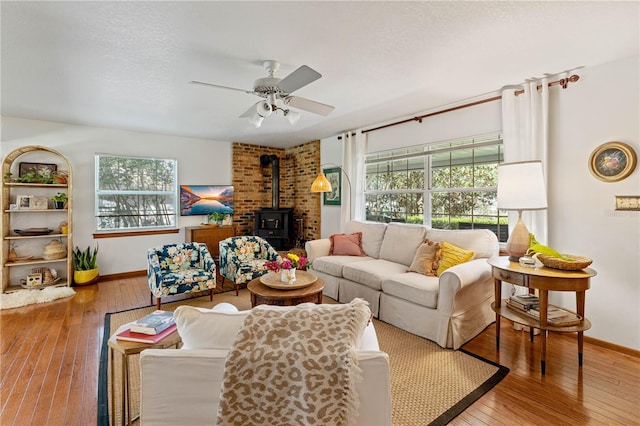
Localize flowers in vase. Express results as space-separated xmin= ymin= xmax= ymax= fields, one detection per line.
xmin=265 ymin=253 xmax=310 ymax=272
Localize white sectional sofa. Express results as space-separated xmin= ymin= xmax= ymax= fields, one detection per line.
xmin=305 ymin=221 xmax=499 ymax=349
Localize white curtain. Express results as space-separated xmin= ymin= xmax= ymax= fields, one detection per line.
xmin=341 ymin=130 xmax=367 ymax=231
xmin=501 ymin=77 xmax=549 ymax=244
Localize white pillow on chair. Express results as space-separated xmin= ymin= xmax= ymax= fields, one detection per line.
xmin=173 ymin=303 xmax=248 ymax=350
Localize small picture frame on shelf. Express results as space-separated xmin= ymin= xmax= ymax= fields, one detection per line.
xmin=16 ymin=195 xmax=33 ymax=209
xmin=9 ymin=203 xmax=18 ymax=210
xmin=31 ymin=196 xmax=49 ymax=210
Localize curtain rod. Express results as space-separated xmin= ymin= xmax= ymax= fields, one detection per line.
xmin=361 ymin=74 xmax=580 ymax=135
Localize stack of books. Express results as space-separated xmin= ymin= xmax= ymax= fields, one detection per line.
xmin=506 ymin=294 xmax=539 ymax=311
xmin=116 ymin=310 xmax=177 ymax=344
xmin=506 ymin=294 xmax=581 ymax=327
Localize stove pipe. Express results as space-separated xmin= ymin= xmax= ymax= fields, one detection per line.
xmin=260 ymin=154 xmax=279 ymax=210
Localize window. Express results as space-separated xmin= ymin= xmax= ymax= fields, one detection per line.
xmin=95 ymin=154 xmax=177 ymax=231
xmin=365 ymin=133 xmax=508 ymax=242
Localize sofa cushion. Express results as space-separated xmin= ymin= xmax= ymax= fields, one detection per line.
xmin=436 ymin=241 xmax=474 ymax=276
xmin=379 ymin=223 xmax=428 ymax=266
xmin=312 ymin=255 xmax=373 ymax=278
xmin=381 ymin=273 xmax=440 ymax=309
xmin=407 ymin=240 xmax=441 ymax=276
xmin=330 ymin=232 xmax=367 ymax=256
xmin=345 ymin=221 xmax=388 ymax=258
xmin=173 ymin=304 xmax=249 ymax=350
xmin=426 ymin=228 xmax=498 ymax=259
xmin=343 ymin=259 xmax=408 ymax=291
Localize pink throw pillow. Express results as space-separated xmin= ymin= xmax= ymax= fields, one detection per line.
xmin=329 ymin=232 xmax=366 ymax=256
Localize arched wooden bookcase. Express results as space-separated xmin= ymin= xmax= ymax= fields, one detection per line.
xmin=1 ymin=145 xmax=73 ymax=292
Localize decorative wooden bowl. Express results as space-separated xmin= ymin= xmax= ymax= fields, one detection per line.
xmin=537 ymin=254 xmax=592 ymax=271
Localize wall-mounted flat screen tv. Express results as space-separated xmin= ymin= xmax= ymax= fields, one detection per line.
xmin=180 ymin=185 xmax=234 ymax=216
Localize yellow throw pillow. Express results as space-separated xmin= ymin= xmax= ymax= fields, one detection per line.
xmin=407 ymin=240 xmax=441 ymax=276
xmin=436 ymin=241 xmax=474 ymax=276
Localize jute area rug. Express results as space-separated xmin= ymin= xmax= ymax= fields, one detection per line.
xmin=99 ymin=290 xmax=508 ymax=426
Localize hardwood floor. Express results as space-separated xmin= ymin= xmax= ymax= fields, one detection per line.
xmin=1 ymin=277 xmax=639 ymax=425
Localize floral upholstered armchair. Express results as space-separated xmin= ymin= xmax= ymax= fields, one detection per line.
xmin=218 ymin=236 xmax=282 ymax=295
xmin=147 ymin=242 xmax=216 ymax=309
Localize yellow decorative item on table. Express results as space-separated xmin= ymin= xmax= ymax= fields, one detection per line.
xmin=526 ymin=234 xmax=592 ymax=271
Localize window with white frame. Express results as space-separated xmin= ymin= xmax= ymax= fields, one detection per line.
xmin=95 ymin=154 xmax=177 ymax=231
xmin=365 ymin=133 xmax=508 ymax=242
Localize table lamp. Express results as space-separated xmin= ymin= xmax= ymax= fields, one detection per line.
xmin=497 ymin=161 xmax=548 ymax=261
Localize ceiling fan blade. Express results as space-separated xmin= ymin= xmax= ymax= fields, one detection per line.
xmin=285 ymin=96 xmax=335 ymax=116
xmin=278 ymin=65 xmax=322 ymax=94
xmin=189 ymin=80 xmax=254 ymax=95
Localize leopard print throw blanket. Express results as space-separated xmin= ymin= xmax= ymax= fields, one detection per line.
xmin=216 ymin=299 xmax=371 ymax=426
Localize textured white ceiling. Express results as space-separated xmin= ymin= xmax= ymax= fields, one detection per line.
xmin=1 ymin=1 xmax=638 ymax=148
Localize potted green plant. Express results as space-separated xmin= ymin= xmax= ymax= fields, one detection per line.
xmin=207 ymin=212 xmax=226 ymax=226
xmin=51 ymin=192 xmax=68 ymax=209
xmin=73 ymin=244 xmax=99 ymax=285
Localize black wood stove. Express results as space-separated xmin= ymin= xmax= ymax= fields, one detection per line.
xmin=254 ymin=154 xmax=293 ymax=250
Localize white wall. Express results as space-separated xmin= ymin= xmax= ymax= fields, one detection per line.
xmin=319 ymin=135 xmax=343 ymax=238
xmin=1 ymin=117 xmax=232 ymax=276
xmin=366 ymin=96 xmax=502 ymax=153
xmin=548 ymin=55 xmax=639 ymax=350
xmin=322 ymin=56 xmax=639 ymax=350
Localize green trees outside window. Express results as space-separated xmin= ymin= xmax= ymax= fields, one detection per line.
xmin=95 ymin=155 xmax=177 ymax=231
xmin=365 ymin=134 xmax=509 ymax=242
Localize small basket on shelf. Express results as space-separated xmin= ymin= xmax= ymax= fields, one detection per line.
xmin=536 ymin=254 xmax=592 ymax=271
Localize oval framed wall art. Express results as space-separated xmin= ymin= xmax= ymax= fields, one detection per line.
xmin=588 ymin=141 xmax=637 ymax=182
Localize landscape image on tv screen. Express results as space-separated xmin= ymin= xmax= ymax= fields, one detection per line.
xmin=180 ymin=185 xmax=234 ymax=216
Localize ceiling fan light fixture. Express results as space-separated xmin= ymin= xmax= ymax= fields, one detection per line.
xmin=244 ymin=101 xmax=272 ymax=128
xmin=256 ymin=101 xmax=272 ymax=118
xmin=196 ymin=60 xmax=335 ymax=127
xmin=284 ymin=109 xmax=301 ymax=125
xmin=248 ymin=113 xmax=264 ymax=128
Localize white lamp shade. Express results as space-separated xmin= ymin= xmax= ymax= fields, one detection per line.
xmin=497 ymin=161 xmax=548 ymax=211
xmin=285 ymin=110 xmax=301 ymax=125
xmin=248 ymin=113 xmax=264 ymax=128
xmin=257 ymin=101 xmax=272 ymax=117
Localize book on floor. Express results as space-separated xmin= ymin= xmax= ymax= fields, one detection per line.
xmin=129 ymin=310 xmax=175 ymax=335
xmin=116 ymin=323 xmax=178 ymax=344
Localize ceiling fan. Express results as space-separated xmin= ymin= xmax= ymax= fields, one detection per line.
xmin=190 ymin=60 xmax=335 ymax=127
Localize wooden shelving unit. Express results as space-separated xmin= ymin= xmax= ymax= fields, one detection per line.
xmin=1 ymin=146 xmax=73 ymax=293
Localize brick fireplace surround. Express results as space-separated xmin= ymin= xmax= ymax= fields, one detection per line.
xmin=232 ymin=141 xmax=322 ymax=248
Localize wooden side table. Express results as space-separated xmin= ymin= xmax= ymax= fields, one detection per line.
xmin=488 ymin=256 xmax=596 ymax=374
xmin=107 ymin=325 xmax=182 ymax=426
xmin=247 ymin=277 xmax=325 ymax=307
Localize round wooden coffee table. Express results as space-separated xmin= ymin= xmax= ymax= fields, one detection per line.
xmin=247 ymin=275 xmax=325 ymax=307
